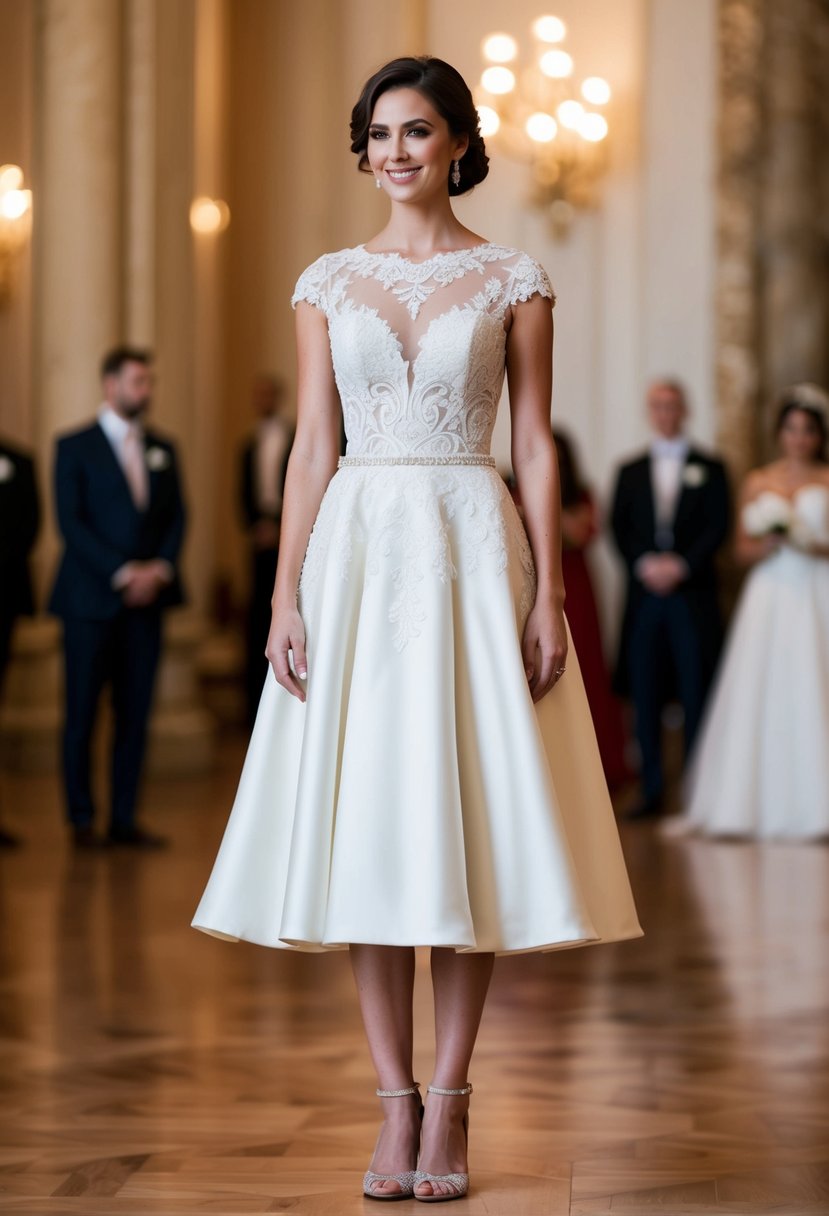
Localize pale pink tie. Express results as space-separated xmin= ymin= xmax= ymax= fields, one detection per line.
xmin=122 ymin=425 xmax=149 ymax=511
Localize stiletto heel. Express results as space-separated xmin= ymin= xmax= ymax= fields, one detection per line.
xmin=363 ymin=1082 xmax=424 ymax=1201
xmin=414 ymin=1083 xmax=472 ymax=1203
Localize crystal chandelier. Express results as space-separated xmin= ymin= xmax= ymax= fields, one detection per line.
xmin=476 ymin=16 xmax=611 ymax=236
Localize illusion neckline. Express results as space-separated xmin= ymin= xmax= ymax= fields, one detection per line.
xmin=355 ymin=241 xmax=496 ymax=266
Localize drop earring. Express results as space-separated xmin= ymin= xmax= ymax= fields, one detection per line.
xmin=375 ymin=176 xmax=382 ymax=189
xmin=451 ymin=159 xmax=461 ymax=187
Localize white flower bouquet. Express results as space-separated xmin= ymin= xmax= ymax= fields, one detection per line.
xmin=742 ymin=492 xmax=793 ymax=538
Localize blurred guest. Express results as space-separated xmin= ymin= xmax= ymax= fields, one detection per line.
xmin=672 ymin=384 xmax=829 ymax=839
xmin=554 ymin=430 xmax=630 ymax=789
xmin=0 ymin=439 xmax=39 ymax=847
xmin=50 ymin=347 xmax=186 ymax=848
xmin=611 ymin=380 xmax=729 ymax=819
xmin=240 ymin=375 xmax=294 ymax=726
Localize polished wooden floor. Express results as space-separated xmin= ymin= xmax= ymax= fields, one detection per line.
xmin=1 ymin=738 xmax=828 ymax=1216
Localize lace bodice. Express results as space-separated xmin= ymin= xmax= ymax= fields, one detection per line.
xmin=292 ymin=243 xmax=554 ymax=458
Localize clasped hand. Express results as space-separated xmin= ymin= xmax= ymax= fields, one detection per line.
xmin=638 ymin=552 xmax=688 ymax=596
xmin=121 ymin=561 xmax=168 ymax=608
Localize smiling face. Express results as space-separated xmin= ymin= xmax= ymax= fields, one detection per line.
xmin=777 ymin=406 xmax=826 ymax=462
xmin=366 ymin=87 xmax=468 ymax=202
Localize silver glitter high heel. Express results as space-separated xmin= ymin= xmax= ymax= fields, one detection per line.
xmin=363 ymin=1082 xmax=424 ymax=1201
xmin=414 ymin=1083 xmax=472 ymax=1203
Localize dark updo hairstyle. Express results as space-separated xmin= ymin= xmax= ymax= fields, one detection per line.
xmin=350 ymin=56 xmax=489 ymax=196
xmin=774 ymin=384 xmax=829 ymax=463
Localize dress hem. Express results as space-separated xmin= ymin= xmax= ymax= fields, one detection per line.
xmin=191 ymin=921 xmax=643 ymax=956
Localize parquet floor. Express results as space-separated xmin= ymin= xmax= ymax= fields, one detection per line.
xmin=1 ymin=738 xmax=828 ymax=1215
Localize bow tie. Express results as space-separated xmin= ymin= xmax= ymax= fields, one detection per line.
xmin=652 ymin=439 xmax=687 ymax=460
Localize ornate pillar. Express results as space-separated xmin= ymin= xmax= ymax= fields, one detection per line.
xmin=2 ymin=0 xmax=124 ymax=772
xmin=760 ymin=0 xmax=829 ymax=423
xmin=714 ymin=0 xmax=765 ymax=484
xmin=715 ymin=0 xmax=829 ymax=481
xmin=1 ymin=0 xmax=216 ymax=774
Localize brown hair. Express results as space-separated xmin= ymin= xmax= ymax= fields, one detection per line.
xmin=350 ymin=57 xmax=489 ymax=196
xmin=775 ymin=398 xmax=829 ymax=463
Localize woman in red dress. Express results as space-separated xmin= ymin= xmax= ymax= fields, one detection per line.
xmin=554 ymin=431 xmax=631 ymax=790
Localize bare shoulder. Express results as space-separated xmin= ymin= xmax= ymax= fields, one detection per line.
xmin=741 ymin=463 xmax=777 ymax=498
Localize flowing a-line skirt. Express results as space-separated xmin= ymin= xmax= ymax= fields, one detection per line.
xmin=680 ymin=554 xmax=829 ymax=840
xmin=193 ymin=465 xmax=642 ymax=953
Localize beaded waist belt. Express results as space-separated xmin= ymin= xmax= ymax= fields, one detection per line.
xmin=338 ymin=454 xmax=496 ymax=468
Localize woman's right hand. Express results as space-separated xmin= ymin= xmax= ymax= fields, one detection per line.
xmin=265 ymin=604 xmax=308 ymax=702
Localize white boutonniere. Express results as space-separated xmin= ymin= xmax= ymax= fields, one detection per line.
xmin=683 ymin=463 xmax=707 ymax=488
xmin=146 ymin=446 xmax=171 ymax=471
xmin=0 ymin=455 xmax=15 ymax=482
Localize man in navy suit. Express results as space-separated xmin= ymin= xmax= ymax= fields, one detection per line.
xmin=0 ymin=439 xmax=40 ymax=847
xmin=50 ymin=347 xmax=186 ymax=847
xmin=611 ymin=380 xmax=730 ymax=819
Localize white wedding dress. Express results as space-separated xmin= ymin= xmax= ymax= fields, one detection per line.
xmin=680 ymin=484 xmax=829 ymax=839
xmin=192 ymin=243 xmax=641 ymax=953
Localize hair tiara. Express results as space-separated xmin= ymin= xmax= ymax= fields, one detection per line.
xmin=782 ymin=382 xmax=829 ymax=419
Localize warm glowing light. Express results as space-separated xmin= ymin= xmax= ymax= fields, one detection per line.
xmin=557 ymin=99 xmax=585 ymax=129
xmin=532 ymin=15 xmax=566 ymax=43
xmin=525 ymin=112 xmax=558 ymax=143
xmin=578 ymin=112 xmax=608 ymax=141
xmin=581 ymin=76 xmax=611 ymax=105
xmin=189 ymin=196 xmax=230 ymax=234
xmin=0 ymin=189 xmax=32 ymax=221
xmin=481 ymin=66 xmax=516 ymax=95
xmin=477 ymin=105 xmax=501 ymax=137
xmin=539 ymin=49 xmax=573 ymax=78
xmin=482 ymin=32 xmax=518 ymax=63
xmin=0 ymin=164 xmax=24 ymax=192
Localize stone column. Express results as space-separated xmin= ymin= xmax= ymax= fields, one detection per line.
xmin=1 ymin=0 xmax=216 ymax=774
xmin=714 ymin=0 xmax=765 ymax=484
xmin=2 ymin=0 xmax=124 ymax=771
xmin=760 ymin=0 xmax=829 ymax=424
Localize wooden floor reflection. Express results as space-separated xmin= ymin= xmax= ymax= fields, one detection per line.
xmin=1 ymin=739 xmax=828 ymax=1215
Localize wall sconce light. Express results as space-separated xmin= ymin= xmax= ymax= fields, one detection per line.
xmin=189 ymin=196 xmax=231 ymax=235
xmin=477 ymin=17 xmax=612 ymax=236
xmin=0 ymin=164 xmax=33 ymax=308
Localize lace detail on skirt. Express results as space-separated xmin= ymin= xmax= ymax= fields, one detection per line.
xmin=299 ymin=467 xmax=536 ymax=653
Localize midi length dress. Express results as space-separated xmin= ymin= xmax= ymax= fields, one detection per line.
xmin=192 ymin=243 xmax=642 ymax=953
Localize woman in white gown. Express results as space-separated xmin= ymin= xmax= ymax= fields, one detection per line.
xmin=193 ymin=57 xmax=640 ymax=1202
xmin=678 ymin=384 xmax=829 ymax=840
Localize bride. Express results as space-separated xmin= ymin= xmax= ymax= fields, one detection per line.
xmin=675 ymin=383 xmax=829 ymax=840
xmin=193 ymin=56 xmax=640 ymax=1202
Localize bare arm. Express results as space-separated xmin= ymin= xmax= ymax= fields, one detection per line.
xmin=734 ymin=471 xmax=783 ymax=568
xmin=265 ymin=302 xmax=341 ymax=701
xmin=506 ymin=295 xmax=567 ymax=702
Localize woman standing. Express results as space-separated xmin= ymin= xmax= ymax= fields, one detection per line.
xmin=554 ymin=430 xmax=631 ymax=789
xmin=675 ymin=384 xmax=829 ymax=840
xmin=193 ymin=57 xmax=640 ymax=1202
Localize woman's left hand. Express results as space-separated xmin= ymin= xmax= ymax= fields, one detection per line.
xmin=521 ymin=597 xmax=568 ymax=702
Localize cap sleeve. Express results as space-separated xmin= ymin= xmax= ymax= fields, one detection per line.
xmin=507 ymin=253 xmax=556 ymax=309
xmin=291 ymin=254 xmax=329 ymax=315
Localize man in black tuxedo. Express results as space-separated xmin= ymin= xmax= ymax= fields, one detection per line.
xmin=0 ymin=439 xmax=40 ymax=847
xmin=239 ymin=375 xmax=293 ymax=726
xmin=50 ymin=347 xmax=186 ymax=847
xmin=611 ymin=380 xmax=729 ymax=819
